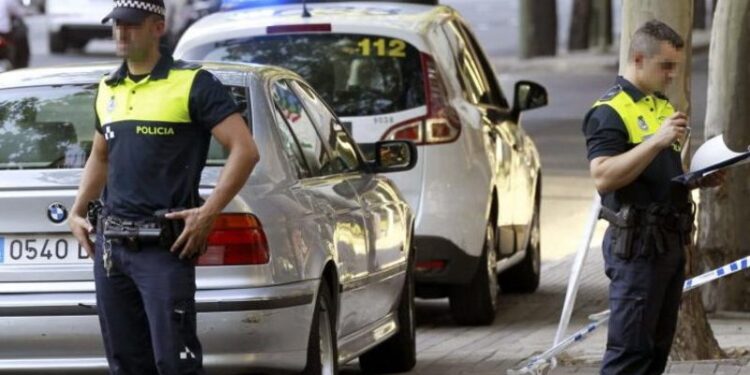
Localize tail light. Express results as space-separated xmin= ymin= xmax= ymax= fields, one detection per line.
xmin=197 ymin=213 xmax=270 ymax=266
xmin=416 ymin=260 xmax=446 ymax=272
xmin=383 ymin=119 xmax=423 ymax=143
xmin=381 ymin=53 xmax=461 ymax=145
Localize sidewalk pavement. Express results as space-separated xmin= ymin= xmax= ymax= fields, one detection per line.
xmin=492 ymin=29 xmax=711 ymax=74
xmin=540 ymin=235 xmax=750 ymax=375
xmin=387 ymin=234 xmax=750 ymax=375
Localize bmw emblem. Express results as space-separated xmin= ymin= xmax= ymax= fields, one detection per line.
xmin=47 ymin=202 xmax=68 ymax=224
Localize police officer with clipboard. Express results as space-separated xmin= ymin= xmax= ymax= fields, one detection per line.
xmin=582 ymin=20 xmax=724 ymax=375
xmin=68 ymin=0 xmax=260 ymax=373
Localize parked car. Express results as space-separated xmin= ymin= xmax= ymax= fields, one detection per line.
xmin=164 ymin=0 xmax=222 ymax=51
xmin=21 ymin=0 xmax=45 ymax=13
xmin=0 ymin=61 xmax=417 ymax=374
xmin=174 ymin=0 xmax=547 ymax=325
xmin=45 ymin=0 xmax=112 ymax=53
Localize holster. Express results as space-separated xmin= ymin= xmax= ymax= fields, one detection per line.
xmin=87 ymin=200 xmax=103 ymax=232
xmin=154 ymin=208 xmax=186 ymax=249
xmin=600 ymin=205 xmax=637 ymax=260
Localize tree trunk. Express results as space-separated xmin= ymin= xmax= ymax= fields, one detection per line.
xmin=698 ymin=0 xmax=750 ymax=314
xmin=671 ymin=271 xmax=725 ymax=360
xmin=619 ymin=0 xmax=725 ymax=360
xmin=589 ymin=0 xmax=613 ymax=52
xmin=519 ymin=0 xmax=557 ymax=58
xmin=694 ymin=0 xmax=707 ymax=29
xmin=568 ymin=0 xmax=591 ymax=51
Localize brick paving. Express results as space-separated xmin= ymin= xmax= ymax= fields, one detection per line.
xmin=341 ymin=241 xmax=750 ymax=375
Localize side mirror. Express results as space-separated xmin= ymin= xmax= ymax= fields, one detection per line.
xmin=371 ymin=141 xmax=418 ymax=173
xmin=513 ymin=80 xmax=548 ymax=114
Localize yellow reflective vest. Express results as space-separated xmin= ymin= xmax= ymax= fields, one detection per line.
xmin=592 ymin=85 xmax=679 ymax=150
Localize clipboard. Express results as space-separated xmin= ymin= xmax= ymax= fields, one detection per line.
xmin=672 ymin=133 xmax=750 ymax=185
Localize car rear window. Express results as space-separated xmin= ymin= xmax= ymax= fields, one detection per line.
xmin=185 ymin=33 xmax=426 ymax=117
xmin=0 ymin=85 xmax=96 ymax=170
xmin=0 ymin=84 xmax=244 ymax=170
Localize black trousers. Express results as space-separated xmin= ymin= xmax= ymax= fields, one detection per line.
xmin=600 ymin=227 xmax=685 ymax=375
xmin=94 ymin=232 xmax=205 ymax=375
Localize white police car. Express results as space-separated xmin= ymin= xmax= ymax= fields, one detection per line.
xmin=175 ymin=0 xmax=547 ymax=325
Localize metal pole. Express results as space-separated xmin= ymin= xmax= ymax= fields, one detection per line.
xmin=552 ymin=193 xmax=601 ymax=345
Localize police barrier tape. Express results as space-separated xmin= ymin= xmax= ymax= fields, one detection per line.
xmin=507 ymin=255 xmax=750 ymax=375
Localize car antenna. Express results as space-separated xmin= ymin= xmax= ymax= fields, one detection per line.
xmin=302 ymin=0 xmax=312 ymax=18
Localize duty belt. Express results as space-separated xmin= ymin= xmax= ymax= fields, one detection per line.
xmin=92 ymin=204 xmax=186 ymax=277
xmin=600 ymin=203 xmax=693 ymax=231
xmin=99 ymin=215 xmax=163 ymax=277
xmin=102 ymin=215 xmax=162 ymax=245
xmin=599 ymin=203 xmax=695 ymax=259
xmin=99 ymin=207 xmax=185 ymax=250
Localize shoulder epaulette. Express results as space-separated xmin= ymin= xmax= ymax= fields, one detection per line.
xmin=172 ymin=60 xmax=202 ymax=70
xmin=598 ymin=84 xmax=622 ymax=102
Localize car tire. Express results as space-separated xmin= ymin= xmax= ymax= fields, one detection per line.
xmin=48 ymin=32 xmax=66 ymax=54
xmin=499 ymin=193 xmax=541 ymax=293
xmin=359 ymin=249 xmax=416 ymax=373
xmin=302 ymin=282 xmax=339 ymax=375
xmin=449 ymin=221 xmax=498 ymax=326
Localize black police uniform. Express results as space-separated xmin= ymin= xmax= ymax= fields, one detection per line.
xmin=583 ymin=76 xmax=691 ymax=375
xmin=93 ymin=54 xmax=239 ymax=375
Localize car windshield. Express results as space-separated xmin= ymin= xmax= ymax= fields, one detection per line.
xmin=186 ymin=33 xmax=426 ymax=117
xmin=0 ymin=84 xmax=239 ymax=170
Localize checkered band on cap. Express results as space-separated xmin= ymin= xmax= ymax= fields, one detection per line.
xmin=114 ymin=0 xmax=166 ymax=16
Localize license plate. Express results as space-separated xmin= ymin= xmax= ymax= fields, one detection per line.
xmin=0 ymin=235 xmax=91 ymax=265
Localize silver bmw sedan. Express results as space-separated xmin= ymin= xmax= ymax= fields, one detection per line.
xmin=0 ymin=62 xmax=417 ymax=374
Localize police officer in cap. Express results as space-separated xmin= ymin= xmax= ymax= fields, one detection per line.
xmin=583 ymin=20 xmax=725 ymax=374
xmin=68 ymin=0 xmax=260 ymax=373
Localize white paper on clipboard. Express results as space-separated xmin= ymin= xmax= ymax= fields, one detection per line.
xmin=672 ymin=134 xmax=750 ymax=185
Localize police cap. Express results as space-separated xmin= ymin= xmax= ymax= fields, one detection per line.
xmin=102 ymin=0 xmax=166 ymax=24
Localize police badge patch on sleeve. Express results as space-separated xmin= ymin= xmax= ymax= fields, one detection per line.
xmin=108 ymin=96 xmax=116 ymax=113
xmin=637 ymin=116 xmax=649 ymax=131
